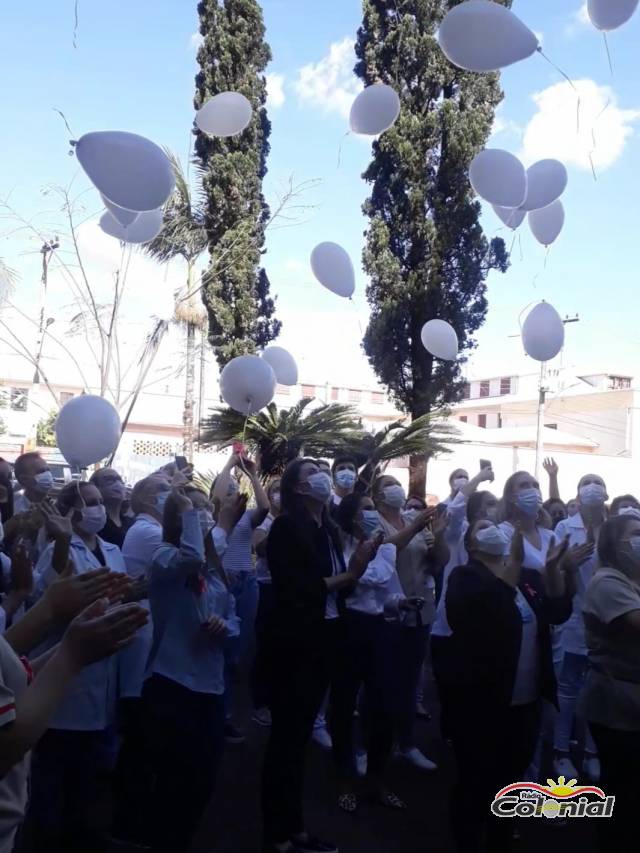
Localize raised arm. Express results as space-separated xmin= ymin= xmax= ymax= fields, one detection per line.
xmin=543 ymin=457 xmax=561 ymax=501
xmin=149 ymin=491 xmax=204 ymax=584
xmin=461 ymin=466 xmax=495 ymax=499
xmin=385 ymin=508 xmax=437 ymax=553
xmin=237 ymin=457 xmax=269 ymax=527
xmin=212 ymin=454 xmax=240 ymax=504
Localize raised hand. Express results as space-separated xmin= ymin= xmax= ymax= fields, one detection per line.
xmin=561 ymin=541 xmax=595 ymax=574
xmin=543 ymin=457 xmax=559 ymax=478
xmin=172 ymin=487 xmax=193 ymax=514
xmin=545 ymin=536 xmax=571 ymax=574
xmin=202 ymin=616 xmax=228 ymax=639
xmin=509 ymin=524 xmax=525 ymax=568
xmin=410 ymin=507 xmax=437 ymax=533
xmin=44 ymin=567 xmax=132 ymax=624
xmin=61 ymin=599 xmax=149 ymax=668
xmin=39 ymin=500 xmax=73 ymax=540
xmin=237 ymin=456 xmax=257 ymax=478
xmin=348 ymin=531 xmax=384 ymax=580
xmin=218 ymin=493 xmax=247 ymax=532
xmin=9 ymin=541 xmax=34 ymax=596
xmin=478 ymin=466 xmax=495 ymax=484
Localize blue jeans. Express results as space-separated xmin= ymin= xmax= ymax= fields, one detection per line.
xmin=224 ymin=571 xmax=259 ymax=717
xmin=554 ymin=651 xmax=596 ymax=754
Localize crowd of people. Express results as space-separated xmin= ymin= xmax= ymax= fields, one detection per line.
xmin=0 ymin=448 xmax=638 ymax=853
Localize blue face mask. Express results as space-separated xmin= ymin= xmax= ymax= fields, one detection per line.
xmin=516 ymin=488 xmax=542 ymax=517
xmin=155 ymin=491 xmax=170 ymax=514
xmin=335 ymin=470 xmax=356 ymax=490
xmin=360 ymin=509 xmax=381 ymax=537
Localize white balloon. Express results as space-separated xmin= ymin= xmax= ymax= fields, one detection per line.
xmin=438 ymin=0 xmax=539 ymax=72
xmin=101 ymin=194 xmax=139 ymax=227
xmin=75 ymin=131 xmax=175 ymax=212
xmin=261 ymin=346 xmax=298 ymax=386
xmin=521 ymin=302 xmax=565 ymax=362
xmin=420 ymin=320 xmax=459 ymax=362
xmin=220 ymin=355 xmax=277 ymax=415
xmin=349 ymin=84 xmax=401 ymax=135
xmin=588 ymin=0 xmax=639 ymax=30
xmin=528 ymin=200 xmax=565 ymax=247
xmin=55 ymin=395 xmax=122 ymax=468
xmin=492 ymin=204 xmax=526 ymax=230
xmin=310 ymin=243 xmax=355 ymax=298
xmin=196 ymin=92 xmax=253 ymax=137
xmin=520 ymin=160 xmax=568 ymax=212
xmin=99 ymin=209 xmax=164 ymax=244
xmin=470 ymin=149 xmax=527 ymax=208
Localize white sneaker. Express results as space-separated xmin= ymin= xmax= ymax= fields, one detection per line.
xmin=583 ymin=754 xmax=601 ymax=782
xmin=398 ymin=747 xmax=437 ymax=771
xmin=312 ymin=726 xmax=333 ymax=750
xmin=355 ymin=750 xmax=368 ymax=777
xmin=553 ymin=755 xmax=579 ymax=782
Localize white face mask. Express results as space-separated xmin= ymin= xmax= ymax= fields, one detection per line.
xmin=304 ymin=472 xmax=333 ymax=503
xmin=360 ymin=509 xmax=381 ymax=537
xmin=579 ymin=483 xmax=607 ymax=507
xmin=34 ymin=471 xmax=54 ymax=491
xmin=335 ymin=470 xmax=356 ymax=490
xmin=453 ymin=477 xmax=469 ymax=492
xmin=618 ymin=506 xmax=640 ymax=520
xmin=101 ymin=481 xmax=127 ymax=502
xmin=77 ymin=505 xmax=107 ymax=535
xmin=516 ymin=488 xmax=542 ymax=517
xmin=382 ymin=485 xmax=406 ymax=508
xmin=474 ymin=525 xmax=510 ymax=556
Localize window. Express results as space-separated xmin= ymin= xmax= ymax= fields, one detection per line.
xmin=609 ymin=376 xmax=631 ymax=390
xmin=10 ymin=388 xmax=28 ymax=412
xmin=276 ymin=384 xmax=290 ymax=395
xmin=59 ymin=391 xmax=74 ymax=405
xmin=459 ymin=415 xmax=467 ymax=423
xmin=500 ymin=377 xmax=512 ymax=396
xmin=478 ymin=414 xmax=487 ymax=429
xmin=331 ymin=387 xmax=339 ymax=401
xmin=479 ymin=381 xmax=490 ymax=398
xmin=301 ymin=384 xmax=314 ymax=399
xmin=462 ymin=383 xmax=470 ymax=400
xmin=372 ymin=391 xmax=384 ymax=405
xmin=348 ymin=389 xmax=362 ymax=403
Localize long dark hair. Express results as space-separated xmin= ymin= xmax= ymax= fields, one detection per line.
xmin=280 ymin=457 xmax=344 ymax=561
xmin=336 ymin=493 xmax=366 ymax=537
xmin=598 ymin=515 xmax=637 ymax=570
xmin=162 ymin=486 xmax=206 ymax=548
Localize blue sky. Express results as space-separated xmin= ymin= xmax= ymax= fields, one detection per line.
xmin=1 ymin=0 xmax=639 ymax=389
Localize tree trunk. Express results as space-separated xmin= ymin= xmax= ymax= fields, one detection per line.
xmin=409 ymin=452 xmax=428 ymax=497
xmin=183 ymin=321 xmax=196 ymax=461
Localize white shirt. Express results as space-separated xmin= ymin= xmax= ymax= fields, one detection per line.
xmin=34 ymin=535 xmax=128 ymax=730
xmin=498 ymin=522 xmax=555 ymax=573
xmin=343 ymin=540 xmax=404 ymax=617
xmin=511 ymin=589 xmax=540 ymax=706
xmin=12 ymin=493 xmax=31 ymax=515
xmin=554 ymin=513 xmax=599 ymax=656
xmin=121 ymin=514 xmax=162 ymax=698
xmin=432 ymin=493 xmax=468 ymax=638
xmin=0 ymin=635 xmax=29 ymax=853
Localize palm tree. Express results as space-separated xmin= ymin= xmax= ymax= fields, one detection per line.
xmin=145 ymin=153 xmax=209 ymax=460
xmin=200 ymin=399 xmax=364 ymax=478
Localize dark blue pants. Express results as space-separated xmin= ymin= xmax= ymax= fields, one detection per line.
xmin=28 ymin=727 xmax=116 ymax=853
xmin=251 ymin=581 xmax=276 ymax=710
xmin=143 ymin=674 xmax=225 ymax=853
xmin=388 ymin=623 xmax=428 ymax=750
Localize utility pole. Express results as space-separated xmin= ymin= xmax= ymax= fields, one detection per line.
xmin=533 ymin=314 xmax=580 ymax=479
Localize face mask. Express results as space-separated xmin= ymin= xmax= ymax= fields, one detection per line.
xmin=579 ymin=483 xmax=606 ymax=507
xmin=475 ymin=526 xmax=510 ymax=556
xmin=620 ymin=537 xmax=640 ymax=571
xmin=34 ymin=471 xmax=53 ymax=491
xmin=304 ymin=472 xmax=333 ymax=503
xmin=101 ymin=482 xmax=126 ymax=502
xmin=618 ymin=506 xmax=640 ymax=520
xmin=403 ymin=508 xmax=420 ymax=522
xmin=516 ymin=488 xmax=542 ymax=517
xmin=154 ymin=491 xmax=170 ymax=514
xmin=360 ymin=509 xmax=381 ymax=537
xmin=335 ymin=470 xmax=356 ymax=490
xmin=453 ymin=477 xmax=469 ymax=491
xmin=198 ymin=510 xmax=214 ymax=536
xmin=77 ymin=505 xmax=107 ymax=535
xmin=382 ymin=485 xmax=406 ymax=508
xmin=271 ymin=492 xmax=281 ymax=510
xmin=485 ymin=506 xmax=499 ymax=523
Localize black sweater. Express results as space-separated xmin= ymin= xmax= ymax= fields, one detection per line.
xmin=444 ymin=559 xmax=572 ymax=709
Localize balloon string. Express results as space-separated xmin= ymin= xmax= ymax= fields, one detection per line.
xmin=349 ymin=296 xmax=365 ymax=338
xmin=537 ymin=48 xmax=581 ymax=135
xmin=603 ymin=33 xmax=613 ymax=76
xmin=544 ymin=246 xmax=550 ymax=270
xmin=73 ymin=0 xmax=80 ymax=49
xmin=53 ymin=108 xmax=76 ymax=140
xmin=336 ymin=131 xmax=350 ymax=169
xmin=508 ymin=231 xmax=517 ymax=258
xmin=518 ymin=232 xmax=523 ymax=263
xmin=587 ymin=99 xmax=611 ymax=182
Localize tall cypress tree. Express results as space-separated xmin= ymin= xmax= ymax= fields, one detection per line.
xmin=194 ymin=0 xmax=281 ymax=368
xmin=356 ymin=0 xmax=509 ymax=493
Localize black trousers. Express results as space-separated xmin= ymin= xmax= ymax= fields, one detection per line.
xmin=431 ymin=635 xmax=454 ymax=739
xmin=143 ymin=674 xmax=225 ymax=853
xmin=590 ymin=722 xmax=640 ymax=852
xmin=328 ymin=610 xmax=393 ymax=781
xmin=261 ymin=621 xmax=337 ymax=844
xmin=112 ymin=697 xmax=155 ymax=845
xmin=448 ymin=696 xmax=541 ymax=853
xmin=251 ymin=582 xmax=276 ymax=710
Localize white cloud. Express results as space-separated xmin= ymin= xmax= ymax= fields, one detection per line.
xmin=520 ymin=79 xmax=640 ymax=172
xmin=188 ymin=31 xmax=203 ymax=51
xmin=294 ymin=38 xmax=361 ymax=118
xmin=491 ymin=105 xmax=522 ymax=140
xmin=266 ymin=73 xmax=286 ymax=109
xmin=565 ymin=2 xmax=591 ymax=36
xmin=578 ymin=2 xmax=590 ymax=25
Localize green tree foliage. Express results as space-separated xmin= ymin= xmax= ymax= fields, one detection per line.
xmin=356 ymin=0 xmax=510 ymax=491
xmin=194 ymin=0 xmax=281 ymax=369
xmin=36 ymin=411 xmax=57 ymax=447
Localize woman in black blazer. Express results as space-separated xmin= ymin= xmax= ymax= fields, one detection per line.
xmin=444 ymin=519 xmax=585 ymax=853
xmin=261 ymin=457 xmax=377 ymax=853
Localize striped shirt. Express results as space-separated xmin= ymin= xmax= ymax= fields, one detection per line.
xmin=221 ymin=510 xmax=255 ymax=575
